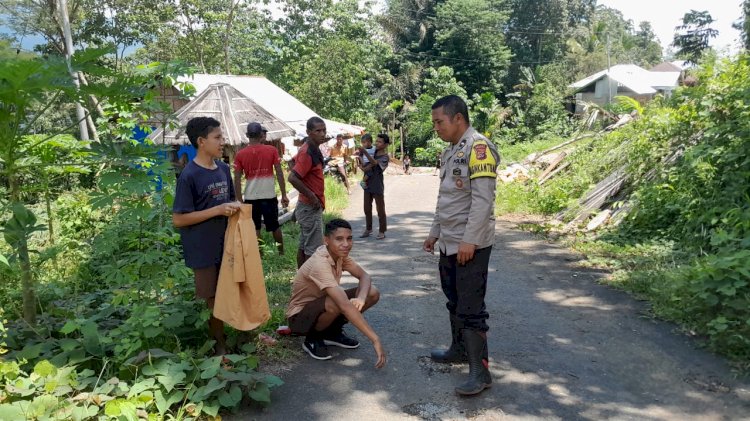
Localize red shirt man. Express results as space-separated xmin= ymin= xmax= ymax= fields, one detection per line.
xmin=294 ymin=141 xmax=325 ymax=209
xmin=233 ymin=122 xmax=289 ymax=255
xmin=289 ymin=117 xmax=328 ymax=268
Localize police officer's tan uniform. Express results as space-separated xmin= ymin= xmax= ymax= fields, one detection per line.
xmin=429 ymin=127 xmax=500 ymax=256
xmin=428 ymin=125 xmax=500 ymax=395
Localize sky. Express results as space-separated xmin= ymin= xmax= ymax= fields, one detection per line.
xmin=3 ymin=0 xmax=745 ymax=53
xmin=598 ymin=0 xmax=743 ymax=53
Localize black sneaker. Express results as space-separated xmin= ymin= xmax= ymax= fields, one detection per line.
xmin=324 ymin=331 xmax=360 ymax=349
xmin=302 ymin=339 xmax=332 ymax=360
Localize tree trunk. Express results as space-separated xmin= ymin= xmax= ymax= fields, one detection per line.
xmin=85 ymin=110 xmax=99 ymax=141
xmin=57 ymin=0 xmax=89 ymax=141
xmin=19 ymin=236 xmax=36 ymax=324
xmin=224 ymin=0 xmax=240 ymax=74
xmin=9 ymin=175 xmax=36 ymax=324
xmin=78 ymin=72 xmax=105 ymax=115
xmin=44 ymin=178 xmax=55 ymax=244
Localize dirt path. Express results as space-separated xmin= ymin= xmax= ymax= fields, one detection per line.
xmin=238 ymin=173 xmax=750 ymax=420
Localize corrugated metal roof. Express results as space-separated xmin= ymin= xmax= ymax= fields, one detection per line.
xmin=570 ymin=64 xmax=680 ymax=95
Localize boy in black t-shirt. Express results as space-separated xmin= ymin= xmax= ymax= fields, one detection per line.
xmin=172 ymin=117 xmax=241 ymax=355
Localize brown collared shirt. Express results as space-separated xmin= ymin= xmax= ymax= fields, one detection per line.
xmin=286 ymin=245 xmax=361 ymax=318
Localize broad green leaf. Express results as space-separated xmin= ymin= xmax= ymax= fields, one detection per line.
xmin=33 ymin=360 xmax=57 ymax=377
xmin=202 ymin=377 xmax=227 ymax=395
xmin=218 ymin=385 xmax=242 ymax=408
xmin=80 ymin=321 xmax=103 ymax=356
xmin=264 ymin=374 xmax=284 ymax=388
xmin=202 ymin=400 xmax=221 ymax=417
xmin=0 ymin=403 xmax=25 ymax=420
xmin=248 ymin=382 xmax=271 ymax=403
xmin=60 ymin=320 xmax=80 ymax=334
xmin=69 ymin=404 xmax=99 ymax=421
xmin=162 ymin=312 xmax=185 ymax=328
xmin=127 ymin=378 xmax=155 ymax=398
xmin=156 ymin=368 xmax=186 ymax=393
xmin=28 ymin=394 xmax=59 ymax=418
xmin=198 ymin=357 xmax=221 ymax=379
xmin=104 ymin=398 xmax=139 ymax=421
xmin=221 ymin=354 xmax=248 ymax=363
xmin=143 ymin=326 xmax=163 ymax=338
xmin=17 ymin=343 xmax=43 ymax=360
xmin=58 ymin=338 xmax=81 ymax=352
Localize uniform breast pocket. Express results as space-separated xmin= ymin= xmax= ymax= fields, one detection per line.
xmin=452 ymin=166 xmax=469 ymax=190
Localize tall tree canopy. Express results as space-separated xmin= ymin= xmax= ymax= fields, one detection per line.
xmin=432 ymin=0 xmax=511 ymax=95
xmin=673 ymin=10 xmax=718 ymax=64
xmin=564 ymin=6 xmax=663 ymax=79
xmin=734 ymin=0 xmax=750 ymax=50
xmin=504 ymin=0 xmax=596 ymax=88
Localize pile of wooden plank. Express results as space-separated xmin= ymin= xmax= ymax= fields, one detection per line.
xmin=497 ymin=113 xmax=649 ymax=232
xmin=557 ymin=165 xmax=629 ymax=232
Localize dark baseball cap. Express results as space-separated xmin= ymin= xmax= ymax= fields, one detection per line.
xmin=246 ymin=122 xmax=263 ymax=136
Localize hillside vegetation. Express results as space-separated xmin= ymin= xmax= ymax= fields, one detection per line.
xmin=497 ymin=55 xmax=750 ymax=367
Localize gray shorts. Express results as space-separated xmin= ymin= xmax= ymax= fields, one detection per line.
xmin=296 ymin=202 xmax=323 ymax=256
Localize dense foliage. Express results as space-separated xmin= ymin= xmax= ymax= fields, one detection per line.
xmin=673 ymin=10 xmax=719 ymax=64
xmin=2 ymin=0 xmax=677 ymax=159
xmin=0 ymin=191 xmax=287 ymax=418
xmin=0 ymin=51 xmax=290 ymax=418
xmin=496 ymin=56 xmax=750 ymax=365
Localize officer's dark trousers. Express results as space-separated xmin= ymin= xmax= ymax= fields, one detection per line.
xmin=439 ymin=246 xmax=492 ymax=332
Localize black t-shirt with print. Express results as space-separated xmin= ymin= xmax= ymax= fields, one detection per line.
xmin=173 ymin=160 xmax=235 ymax=269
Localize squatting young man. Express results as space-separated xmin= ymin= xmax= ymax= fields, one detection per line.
xmin=286 ymin=218 xmax=386 ymax=368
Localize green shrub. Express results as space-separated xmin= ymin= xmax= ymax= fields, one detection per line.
xmin=499 ymin=55 xmax=750 ymax=364
xmin=0 ymin=351 xmax=282 ymax=420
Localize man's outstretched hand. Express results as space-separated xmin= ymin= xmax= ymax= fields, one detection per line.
xmin=372 ymin=338 xmax=387 ymax=369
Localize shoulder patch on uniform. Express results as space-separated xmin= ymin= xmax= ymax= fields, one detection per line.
xmin=469 ymin=139 xmax=497 ymax=179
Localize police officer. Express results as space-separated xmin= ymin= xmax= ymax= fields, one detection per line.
xmin=423 ymin=95 xmax=500 ymax=396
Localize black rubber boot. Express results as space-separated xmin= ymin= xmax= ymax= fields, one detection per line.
xmin=455 ymin=329 xmax=492 ymax=396
xmin=430 ymin=315 xmax=468 ymax=363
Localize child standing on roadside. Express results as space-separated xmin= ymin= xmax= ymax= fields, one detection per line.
xmin=356 ymin=134 xmax=376 ymax=189
xmin=172 ymin=116 xmax=242 ymax=356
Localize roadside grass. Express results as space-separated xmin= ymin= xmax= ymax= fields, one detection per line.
xmin=494 ymin=136 xmax=582 ymax=216
xmin=557 ymin=233 xmax=750 ymax=369
xmin=255 ymin=175 xmax=349 ymax=362
xmin=495 ymin=181 xmax=539 ymax=215
xmin=498 ymin=136 xmax=567 ymax=163
xmin=566 ymin=234 xmax=686 ymax=301
xmin=493 ymin=135 xmax=740 ymax=365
